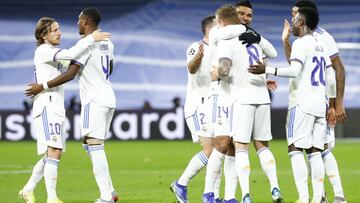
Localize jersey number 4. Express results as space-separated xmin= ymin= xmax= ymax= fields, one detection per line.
xmin=311 ymin=56 xmax=326 ymax=86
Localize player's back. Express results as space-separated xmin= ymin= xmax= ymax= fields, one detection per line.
xmin=313 ymin=27 xmax=339 ymax=58
xmin=33 ymin=44 xmax=65 ymax=117
xmin=217 ymin=38 xmax=270 ymax=104
xmin=291 ymin=35 xmax=331 ymax=117
xmin=77 ymin=40 xmax=116 ymax=108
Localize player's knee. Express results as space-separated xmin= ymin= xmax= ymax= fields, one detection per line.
xmin=254 ymin=140 xmax=269 ymax=151
xmin=86 ymin=137 xmax=104 ymax=145
xmin=288 ymin=144 xmax=301 ymax=153
xmin=216 ymin=140 xmax=231 ymax=154
xmin=47 ymin=147 xmax=62 ymax=159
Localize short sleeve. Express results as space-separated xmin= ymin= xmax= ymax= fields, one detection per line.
xmin=217 ymin=39 xmax=233 ymax=60
xmin=325 ymin=54 xmax=332 ymax=69
xmin=71 ymin=50 xmax=91 ymax=67
xmin=186 ymin=42 xmax=200 ymax=63
xmin=290 ymin=39 xmax=306 ymax=66
xmin=36 ymin=44 xmax=61 ymax=64
xmin=109 ymin=41 xmax=115 ymax=61
xmin=323 ymin=33 xmax=339 ymax=59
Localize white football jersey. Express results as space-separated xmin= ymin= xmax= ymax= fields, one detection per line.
xmin=289 ymin=27 xmax=338 ymax=109
xmin=32 ymin=35 xmax=97 ymax=117
xmin=74 ymin=40 xmax=116 ymax=108
xmin=313 ymin=27 xmax=339 ymax=59
xmin=184 ymin=40 xmax=212 ymax=117
xmin=33 ymin=44 xmax=66 ymax=117
xmin=289 ymin=35 xmax=332 ymax=117
xmin=216 ymin=38 xmax=270 ymax=104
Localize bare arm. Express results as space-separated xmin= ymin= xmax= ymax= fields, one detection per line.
xmin=331 ymin=55 xmax=346 ymax=122
xmin=25 ymin=63 xmax=81 ymax=97
xmin=218 ymin=58 xmax=232 ymax=80
xmin=54 ymin=30 xmax=110 ymax=61
xmin=187 ymin=44 xmax=204 ymax=74
xmin=282 ymin=19 xmax=292 ymax=64
xmin=47 ymin=63 xmax=80 ymax=88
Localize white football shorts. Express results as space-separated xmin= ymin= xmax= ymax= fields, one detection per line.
xmin=211 ymin=94 xmax=234 ymax=137
xmin=81 ymin=102 xmax=115 ymax=140
xmin=286 ymin=106 xmax=326 ymax=150
xmin=34 ymin=106 xmax=66 ymax=155
xmin=232 ymin=103 xmax=272 ymax=143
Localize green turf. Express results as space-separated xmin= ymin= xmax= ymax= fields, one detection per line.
xmin=1 ymin=140 xmax=359 ymax=203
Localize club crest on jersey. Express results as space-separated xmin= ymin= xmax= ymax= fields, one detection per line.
xmin=52 ymin=135 xmax=58 ymax=142
xmin=202 ymin=126 xmax=207 ymax=132
xmin=188 ymin=48 xmax=195 ymax=56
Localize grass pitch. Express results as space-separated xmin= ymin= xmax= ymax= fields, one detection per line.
xmin=1 ymin=140 xmax=359 ymax=203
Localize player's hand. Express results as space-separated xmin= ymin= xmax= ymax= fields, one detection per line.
xmin=238 ymin=26 xmax=261 ymax=47
xmin=335 ymin=101 xmax=346 ymax=123
xmin=326 ymin=107 xmax=337 ymax=128
xmin=91 ymin=29 xmax=111 ymax=42
xmin=266 ymin=80 xmax=278 ymax=91
xmin=210 ymin=65 xmax=219 ymax=81
xmin=25 ymin=83 xmax=44 ymax=98
xmin=248 ymin=61 xmax=266 ymax=75
xmin=282 ymin=19 xmax=291 ymax=43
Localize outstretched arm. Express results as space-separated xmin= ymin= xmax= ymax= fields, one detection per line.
xmin=54 ymin=30 xmax=110 ymax=61
xmin=259 ymin=36 xmax=277 ymax=58
xmin=248 ymin=60 xmax=302 ymax=78
xmin=25 ymin=63 xmax=81 ymax=97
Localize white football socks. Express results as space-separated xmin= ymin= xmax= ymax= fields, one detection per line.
xmin=258 ymin=147 xmax=279 ymax=191
xmin=178 ymin=151 xmax=208 ymax=186
xmin=214 ymin=165 xmax=222 ymax=199
xmin=235 ymin=149 xmax=250 ymax=199
xmin=44 ymin=157 xmax=59 ymax=201
xmin=204 ymin=149 xmax=225 ymax=194
xmin=308 ymin=152 xmax=325 ymax=202
xmin=84 ymin=143 xmax=115 ymax=193
xmin=289 ymin=151 xmax=309 ymax=202
xmin=23 ymin=157 xmax=46 ymax=193
xmin=89 ymin=144 xmax=112 ymax=201
xmin=322 ymin=149 xmax=345 ymax=198
xmin=224 ymin=155 xmax=237 ymax=200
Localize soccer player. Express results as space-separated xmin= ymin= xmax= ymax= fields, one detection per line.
xmin=20 ymin=17 xmax=110 ymax=203
xmin=170 ymin=15 xmax=223 ymax=203
xmin=25 ymin=8 xmax=117 ymax=203
xmin=282 ymin=1 xmax=347 ymax=202
xmin=249 ymin=7 xmax=336 ymax=203
xmin=232 ymin=1 xmax=283 ymax=202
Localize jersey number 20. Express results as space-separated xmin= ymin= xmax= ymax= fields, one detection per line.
xmin=311 ymin=56 xmax=326 ymax=86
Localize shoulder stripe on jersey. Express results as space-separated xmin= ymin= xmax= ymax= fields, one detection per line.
xmin=315 ymin=27 xmax=324 ymax=34
xmin=70 ymin=60 xmax=84 ymax=67
xmin=53 ymin=49 xmax=62 ymax=62
xmin=290 ymin=58 xmax=304 ymax=66
xmin=329 ymin=52 xmax=339 ymax=59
